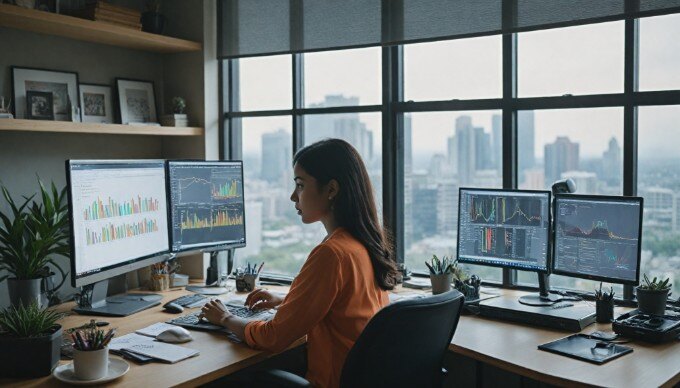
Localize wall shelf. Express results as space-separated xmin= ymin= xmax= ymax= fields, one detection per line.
xmin=0 ymin=4 xmax=202 ymax=53
xmin=0 ymin=119 xmax=203 ymax=136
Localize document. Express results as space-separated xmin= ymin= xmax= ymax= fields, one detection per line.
xmin=123 ymin=341 xmax=199 ymax=363
xmin=136 ymin=322 xmax=178 ymax=337
xmin=109 ymin=333 xmax=155 ymax=351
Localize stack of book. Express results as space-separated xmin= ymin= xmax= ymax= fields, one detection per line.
xmin=66 ymin=1 xmax=142 ymax=30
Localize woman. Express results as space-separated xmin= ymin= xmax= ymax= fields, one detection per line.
xmin=200 ymin=138 xmax=398 ymax=388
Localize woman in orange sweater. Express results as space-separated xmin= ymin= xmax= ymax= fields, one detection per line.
xmin=201 ymin=138 xmax=398 ymax=387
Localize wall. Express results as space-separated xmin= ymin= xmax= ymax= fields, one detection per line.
xmin=0 ymin=0 xmax=218 ymax=307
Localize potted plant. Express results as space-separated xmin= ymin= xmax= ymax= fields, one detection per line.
xmin=636 ymin=274 xmax=671 ymax=316
xmin=425 ymin=255 xmax=458 ymax=295
xmin=0 ymin=180 xmax=70 ymax=308
xmin=161 ymin=96 xmax=188 ymax=127
xmin=141 ymin=0 xmax=165 ymax=34
xmin=0 ymin=303 xmax=63 ymax=377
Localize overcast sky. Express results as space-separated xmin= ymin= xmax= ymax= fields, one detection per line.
xmin=238 ymin=14 xmax=680 ymax=160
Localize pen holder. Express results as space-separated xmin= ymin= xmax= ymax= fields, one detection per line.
xmin=72 ymin=346 xmax=108 ymax=381
xmin=149 ymin=273 xmax=170 ymax=291
xmin=430 ymin=273 xmax=453 ymax=295
xmin=595 ymin=298 xmax=614 ymax=323
xmin=236 ymin=274 xmax=258 ymax=293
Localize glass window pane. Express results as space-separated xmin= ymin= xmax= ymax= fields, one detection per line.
xmin=638 ymin=105 xmax=680 ymax=299
xmin=304 ymin=47 xmax=381 ymax=107
xmin=238 ymin=55 xmax=292 ymax=111
xmin=239 ymin=117 xmax=310 ymax=277
xmin=639 ymin=13 xmax=680 ymax=91
xmin=404 ymin=35 xmax=502 ymax=101
xmin=404 ymin=111 xmax=503 ymax=283
xmin=517 ymin=108 xmax=624 ymax=290
xmin=518 ymin=21 xmax=624 ymax=97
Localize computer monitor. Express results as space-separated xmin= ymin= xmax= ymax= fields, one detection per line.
xmin=553 ymin=194 xmax=643 ymax=285
xmin=166 ymin=160 xmax=246 ymax=253
xmin=66 ymin=160 xmax=170 ymax=316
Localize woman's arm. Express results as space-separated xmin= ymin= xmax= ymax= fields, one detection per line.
xmin=200 ymin=299 xmax=249 ymax=340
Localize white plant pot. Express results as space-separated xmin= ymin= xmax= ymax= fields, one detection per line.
xmin=73 ymin=347 xmax=109 ymax=381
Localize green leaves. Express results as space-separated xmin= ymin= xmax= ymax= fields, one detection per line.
xmin=640 ymin=273 xmax=672 ymax=291
xmin=0 ymin=179 xmax=70 ymax=287
xmin=0 ymin=303 xmax=63 ymax=338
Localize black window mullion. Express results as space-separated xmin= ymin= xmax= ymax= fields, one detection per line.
xmin=293 ymin=53 xmax=305 ymax=152
xmin=226 ymin=59 xmax=242 ymax=160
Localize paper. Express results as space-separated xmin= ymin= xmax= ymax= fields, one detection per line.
xmin=108 ymin=333 xmax=154 ymax=351
xmin=136 ymin=322 xmax=178 ymax=337
xmin=124 ymin=341 xmax=199 ymax=363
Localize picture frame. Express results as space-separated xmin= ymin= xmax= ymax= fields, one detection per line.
xmin=26 ymin=91 xmax=55 ymax=121
xmin=115 ymin=78 xmax=158 ymax=125
xmin=11 ymin=66 xmax=80 ymax=121
xmin=79 ymin=83 xmax=114 ymax=124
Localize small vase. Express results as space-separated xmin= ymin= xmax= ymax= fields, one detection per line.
xmin=141 ymin=11 xmax=165 ymax=34
xmin=430 ymin=273 xmax=453 ymax=295
xmin=7 ymin=278 xmax=43 ymax=308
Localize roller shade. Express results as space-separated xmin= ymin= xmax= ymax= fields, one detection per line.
xmin=218 ymin=0 xmax=680 ymax=59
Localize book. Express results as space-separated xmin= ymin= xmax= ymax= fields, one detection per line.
xmin=85 ymin=0 xmax=141 ymax=18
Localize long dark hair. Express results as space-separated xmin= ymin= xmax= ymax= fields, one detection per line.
xmin=293 ymin=139 xmax=398 ymax=290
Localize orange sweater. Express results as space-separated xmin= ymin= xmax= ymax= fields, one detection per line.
xmin=244 ymin=227 xmax=388 ymax=388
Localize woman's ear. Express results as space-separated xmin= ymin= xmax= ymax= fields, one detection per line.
xmin=327 ymin=179 xmax=340 ymax=200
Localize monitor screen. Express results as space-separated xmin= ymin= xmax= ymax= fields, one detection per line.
xmin=553 ymin=195 xmax=643 ymax=285
xmin=457 ymin=188 xmax=551 ymax=272
xmin=67 ymin=160 xmax=170 ymax=287
xmin=167 ymin=160 xmax=246 ymax=252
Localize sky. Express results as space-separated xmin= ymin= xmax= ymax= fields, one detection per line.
xmin=237 ymin=13 xmax=680 ymax=160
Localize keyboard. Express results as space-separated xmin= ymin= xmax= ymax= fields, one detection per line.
xmin=167 ymin=294 xmax=208 ymax=308
xmin=167 ymin=304 xmax=275 ymax=332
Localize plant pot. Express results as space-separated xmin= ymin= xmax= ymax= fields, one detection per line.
xmin=7 ymin=277 xmax=43 ymax=308
xmin=73 ymin=347 xmax=109 ymax=381
xmin=430 ymin=273 xmax=453 ymax=295
xmin=636 ymin=286 xmax=669 ymax=316
xmin=141 ymin=11 xmax=165 ymax=34
xmin=0 ymin=325 xmax=62 ymax=377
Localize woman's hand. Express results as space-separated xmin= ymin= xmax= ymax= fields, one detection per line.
xmin=245 ymin=289 xmax=284 ymax=310
xmin=200 ymin=299 xmax=232 ymax=326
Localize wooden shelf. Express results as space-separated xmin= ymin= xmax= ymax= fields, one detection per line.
xmin=0 ymin=4 xmax=202 ymax=53
xmin=0 ymin=119 xmax=203 ymax=136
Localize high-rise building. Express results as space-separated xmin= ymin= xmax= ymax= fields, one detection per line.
xmin=643 ymin=187 xmax=674 ymax=230
xmin=518 ymin=111 xmax=535 ymax=171
xmin=492 ymin=114 xmax=502 ymax=170
xmin=240 ymin=201 xmax=263 ymax=257
xmin=261 ymin=129 xmax=291 ymax=183
xmin=561 ymin=171 xmax=599 ymax=194
xmin=436 ymin=181 xmax=458 ymax=234
xmin=544 ymin=136 xmax=579 ymax=185
xmin=412 ymin=186 xmax=438 ymax=240
xmin=474 ymin=126 xmax=492 ymax=170
xmin=456 ymin=116 xmax=475 ymax=186
xmin=602 ymin=137 xmax=622 ymax=187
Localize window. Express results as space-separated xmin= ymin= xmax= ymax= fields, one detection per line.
xmin=238 ymin=55 xmax=291 ymax=111
xmin=638 ymin=105 xmax=680 ymax=298
xmin=518 ymin=22 xmax=624 ymax=97
xmin=304 ymin=47 xmax=381 ymax=107
xmin=403 ymin=111 xmax=503 ymax=282
xmin=639 ymin=14 xmax=680 ymax=91
xmin=404 ymin=35 xmax=502 ymax=101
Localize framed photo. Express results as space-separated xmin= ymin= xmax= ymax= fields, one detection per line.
xmin=26 ymin=91 xmax=54 ymax=120
xmin=11 ymin=66 xmax=79 ymax=121
xmin=115 ymin=78 xmax=158 ymax=125
xmin=79 ymin=83 xmax=114 ymax=123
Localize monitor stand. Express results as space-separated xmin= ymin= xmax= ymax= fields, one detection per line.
xmin=73 ymin=279 xmax=162 ymax=317
xmin=185 ymin=249 xmax=234 ymax=295
xmin=518 ymin=273 xmax=562 ymax=306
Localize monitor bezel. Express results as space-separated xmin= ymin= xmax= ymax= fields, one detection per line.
xmin=165 ymin=160 xmax=247 ymax=254
xmin=66 ymin=159 xmax=171 ymax=288
xmin=551 ymin=193 xmax=644 ymax=286
xmin=456 ymin=187 xmax=552 ymax=274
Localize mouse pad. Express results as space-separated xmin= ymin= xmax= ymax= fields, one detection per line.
xmin=538 ymin=334 xmax=632 ymax=364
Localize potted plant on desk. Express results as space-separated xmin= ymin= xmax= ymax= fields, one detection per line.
xmin=636 ymin=274 xmax=672 ymax=316
xmin=0 ymin=180 xmax=70 ymax=308
xmin=0 ymin=303 xmax=63 ymax=377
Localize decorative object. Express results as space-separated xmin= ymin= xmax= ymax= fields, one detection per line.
xmin=63 ymin=1 xmax=142 ymax=30
xmin=11 ymin=66 xmax=79 ymax=121
xmin=636 ymin=274 xmax=671 ymax=316
xmin=70 ymin=326 xmax=115 ymax=380
xmin=115 ymin=78 xmax=158 ymax=125
xmin=595 ymin=282 xmax=615 ymax=323
xmin=79 ymin=83 xmax=113 ymax=123
xmin=0 ymin=96 xmax=13 ymax=118
xmin=149 ymin=261 xmax=169 ymax=291
xmin=26 ymin=90 xmax=54 ymax=120
xmin=141 ymin=0 xmax=164 ymax=34
xmin=425 ymin=255 xmax=456 ymax=295
xmin=161 ymin=96 xmax=188 ymax=126
xmin=0 ymin=303 xmax=63 ymax=377
xmin=453 ymin=275 xmax=481 ymax=301
xmin=0 ymin=180 xmax=70 ymax=308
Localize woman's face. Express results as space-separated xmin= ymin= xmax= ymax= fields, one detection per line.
xmin=290 ymin=163 xmax=333 ymax=224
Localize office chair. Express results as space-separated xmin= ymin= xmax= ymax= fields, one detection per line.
xmin=256 ymin=290 xmax=465 ymax=388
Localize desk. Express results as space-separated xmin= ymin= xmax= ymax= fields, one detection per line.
xmin=0 ymin=286 xmax=301 ymax=388
xmin=449 ymin=289 xmax=680 ymax=387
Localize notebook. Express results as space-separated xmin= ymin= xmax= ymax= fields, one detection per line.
xmin=538 ymin=334 xmax=633 ymax=364
xmin=123 ymin=341 xmax=199 ymax=363
xmin=136 ymin=322 xmax=178 ymax=337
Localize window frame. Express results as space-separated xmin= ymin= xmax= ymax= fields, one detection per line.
xmin=220 ymin=15 xmax=680 ymax=301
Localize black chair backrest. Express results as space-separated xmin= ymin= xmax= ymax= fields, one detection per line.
xmin=339 ymin=290 xmax=465 ymax=388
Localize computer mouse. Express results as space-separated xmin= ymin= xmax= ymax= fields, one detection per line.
xmin=162 ymin=302 xmax=184 ymax=313
xmin=156 ymin=327 xmax=193 ymax=343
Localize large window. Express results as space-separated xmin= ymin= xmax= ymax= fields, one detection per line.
xmin=224 ymin=14 xmax=680 ymax=296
